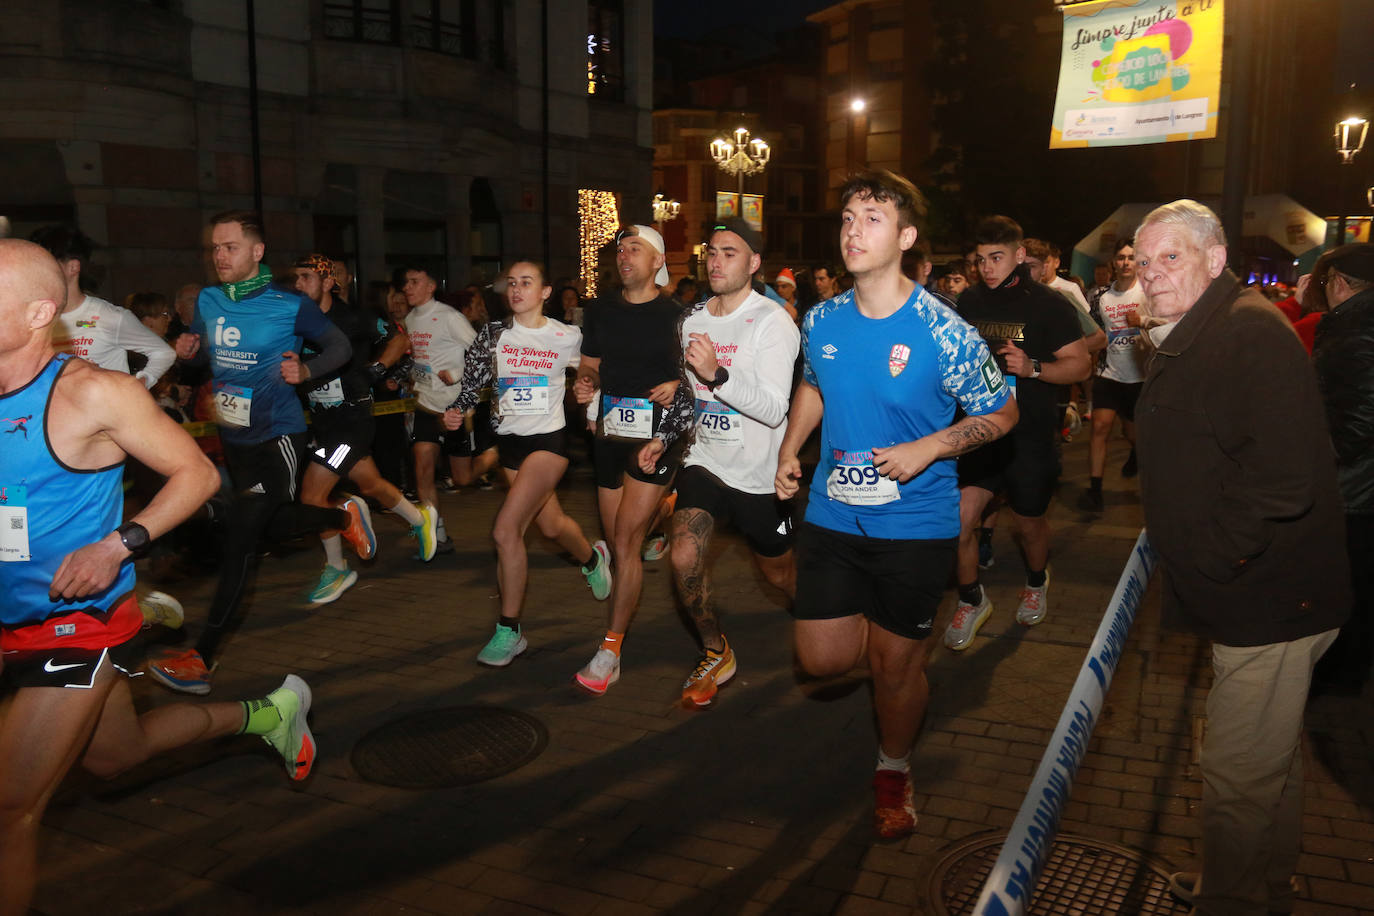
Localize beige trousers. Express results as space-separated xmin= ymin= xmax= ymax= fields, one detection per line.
xmin=1196 ymin=628 xmax=1338 ymax=916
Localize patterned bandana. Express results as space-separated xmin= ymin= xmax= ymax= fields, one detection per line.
xmin=222 ymin=264 xmax=273 ymax=302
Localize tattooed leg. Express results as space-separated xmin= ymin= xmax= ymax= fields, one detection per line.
xmin=669 ymin=508 xmax=723 ymax=651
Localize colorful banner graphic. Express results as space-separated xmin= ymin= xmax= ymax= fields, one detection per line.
xmin=741 ymin=194 xmax=764 ymax=232
xmin=715 ymin=192 xmax=740 ymax=220
xmin=1050 ymin=0 xmax=1223 ymax=149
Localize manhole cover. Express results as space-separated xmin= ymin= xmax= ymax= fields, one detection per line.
xmin=931 ymin=833 xmax=1189 ymax=915
xmin=351 ymin=706 xmax=548 ymax=788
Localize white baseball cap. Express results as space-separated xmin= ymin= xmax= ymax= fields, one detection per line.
xmin=621 ymin=224 xmax=670 ymax=287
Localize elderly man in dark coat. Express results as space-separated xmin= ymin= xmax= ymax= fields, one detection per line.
xmin=1134 ymin=199 xmax=1350 ymax=916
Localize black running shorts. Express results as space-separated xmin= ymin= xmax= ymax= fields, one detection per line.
xmin=956 ymin=430 xmax=1059 ymax=519
xmin=309 ymin=401 xmax=375 ymax=476
xmin=593 ymin=436 xmax=683 ymax=490
xmin=1091 ymin=377 xmax=1142 ymax=421
xmin=791 ymin=522 xmax=955 ymax=640
xmin=675 ymin=465 xmax=793 ymax=558
xmin=497 ymin=429 xmax=570 ymax=471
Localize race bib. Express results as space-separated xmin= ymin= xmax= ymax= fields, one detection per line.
xmin=307 ymin=377 xmax=345 ymax=408
xmin=825 ymin=449 xmax=900 ymax=506
xmin=499 ymin=376 xmax=549 ymax=416
xmin=602 ymin=395 xmax=653 ymax=439
xmin=1108 ymin=327 xmax=1141 ymax=349
xmin=695 ymin=399 xmax=742 ymax=447
xmin=0 ymin=485 xmax=31 ymax=562
xmin=214 ymin=382 xmax=253 ymax=428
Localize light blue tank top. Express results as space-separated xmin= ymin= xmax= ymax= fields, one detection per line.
xmin=0 ymin=354 xmax=134 ymax=626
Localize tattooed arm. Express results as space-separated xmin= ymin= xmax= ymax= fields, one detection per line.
xmin=872 ymin=397 xmax=1018 ymax=483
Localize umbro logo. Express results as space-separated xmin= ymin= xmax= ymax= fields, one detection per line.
xmin=821 ymin=344 xmax=838 ymax=360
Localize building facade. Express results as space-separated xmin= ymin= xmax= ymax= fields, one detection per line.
xmin=0 ymin=0 xmax=654 ymax=302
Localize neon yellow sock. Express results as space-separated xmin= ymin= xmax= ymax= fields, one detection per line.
xmin=238 ymin=696 xmax=283 ymax=736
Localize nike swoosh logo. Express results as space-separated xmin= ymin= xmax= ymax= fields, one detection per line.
xmin=43 ymin=659 xmax=85 ymax=673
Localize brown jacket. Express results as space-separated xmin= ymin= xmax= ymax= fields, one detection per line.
xmin=1136 ymin=272 xmax=1350 ymax=646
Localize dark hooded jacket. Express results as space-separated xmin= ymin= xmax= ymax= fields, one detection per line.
xmin=1312 ymin=284 xmax=1374 ymax=514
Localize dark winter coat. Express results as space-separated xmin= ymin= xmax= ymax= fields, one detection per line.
xmin=1312 ymin=284 xmax=1374 ymax=515
xmin=1136 ymin=271 xmax=1350 ymax=646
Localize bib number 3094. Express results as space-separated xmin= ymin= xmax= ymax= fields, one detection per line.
xmin=825 ymin=450 xmax=899 ymax=505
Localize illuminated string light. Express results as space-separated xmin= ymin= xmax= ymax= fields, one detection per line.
xmin=579 ymin=189 xmax=619 ymax=297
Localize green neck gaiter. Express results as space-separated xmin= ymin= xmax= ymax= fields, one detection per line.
xmin=222 ymin=264 xmax=273 ymax=302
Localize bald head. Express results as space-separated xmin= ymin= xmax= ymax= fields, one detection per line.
xmin=0 ymin=239 xmax=66 ymax=350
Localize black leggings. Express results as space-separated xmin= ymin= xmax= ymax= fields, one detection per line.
xmin=195 ymin=433 xmax=348 ymax=663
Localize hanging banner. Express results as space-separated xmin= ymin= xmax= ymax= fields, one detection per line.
xmin=741 ymin=194 xmax=764 ymax=232
xmin=715 ymin=192 xmax=740 ymax=220
xmin=1049 ymin=0 xmax=1223 ymax=149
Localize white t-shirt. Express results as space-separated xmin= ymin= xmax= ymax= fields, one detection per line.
xmin=489 ymin=318 xmax=582 ymax=437
xmin=1094 ymin=282 xmax=1150 ymax=384
xmin=1049 ymin=275 xmax=1091 ymax=315
xmin=403 ymin=299 xmax=476 ymax=413
xmin=681 ymin=291 xmax=800 ymax=494
xmin=51 ymin=294 xmax=175 ymax=388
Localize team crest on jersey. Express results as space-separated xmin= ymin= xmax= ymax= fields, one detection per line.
xmin=888 ymin=344 xmax=911 ymax=377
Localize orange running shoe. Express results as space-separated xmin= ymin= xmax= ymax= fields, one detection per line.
xmin=873 ymin=769 xmax=917 ymax=839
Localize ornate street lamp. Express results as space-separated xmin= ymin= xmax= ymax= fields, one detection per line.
xmin=1335 ymin=116 xmax=1369 ymax=244
xmin=710 ymin=127 xmax=770 ymax=203
xmin=652 ymin=192 xmax=681 ymax=223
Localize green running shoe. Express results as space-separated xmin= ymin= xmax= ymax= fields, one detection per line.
xmin=262 ymin=674 xmax=315 ymax=781
xmin=309 ymin=564 xmax=356 ymax=605
xmin=412 ymin=503 xmax=439 ymax=562
xmin=476 ymin=624 xmax=528 ymax=667
xmin=582 ymin=540 xmax=612 ymax=601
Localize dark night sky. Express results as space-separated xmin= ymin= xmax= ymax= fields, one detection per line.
xmin=654 ymin=0 xmax=834 ymax=40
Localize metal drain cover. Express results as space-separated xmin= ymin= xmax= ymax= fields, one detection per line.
xmin=932 ymin=833 xmax=1190 ymax=915
xmin=351 ymin=706 xmax=548 ymax=788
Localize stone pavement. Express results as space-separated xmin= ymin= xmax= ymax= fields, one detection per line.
xmin=26 ymin=434 xmax=1374 ymax=915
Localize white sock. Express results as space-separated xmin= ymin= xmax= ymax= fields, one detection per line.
xmin=436 ymin=515 xmax=449 ymax=542
xmin=323 ymin=535 xmax=346 ymax=570
xmin=877 ymin=749 xmax=910 ymax=773
xmin=390 ymin=497 xmax=423 ymax=526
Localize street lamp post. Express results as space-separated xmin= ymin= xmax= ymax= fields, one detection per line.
xmin=710 ymin=127 xmax=770 ymax=213
xmin=652 ymin=192 xmax=681 ymax=224
xmin=1334 ymin=115 xmax=1368 ymax=244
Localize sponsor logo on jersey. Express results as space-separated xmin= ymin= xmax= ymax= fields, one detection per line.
xmin=821 ymin=343 xmax=838 ymax=359
xmin=888 ymin=344 xmax=910 ymax=377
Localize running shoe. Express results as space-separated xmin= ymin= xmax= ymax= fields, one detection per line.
xmin=309 ymin=564 xmax=357 ymax=605
xmin=574 ymin=647 xmax=621 ymax=695
xmin=944 ymin=593 xmax=992 ymax=651
xmin=583 ymin=540 xmax=612 ymax=600
xmin=1016 ymin=572 xmax=1050 ymax=626
xmin=477 ymin=624 xmax=528 ymax=667
xmin=412 ymin=503 xmax=440 ymax=562
xmin=261 ymin=674 xmax=315 ymax=782
xmin=139 ymin=590 xmax=184 ymax=630
xmin=872 ymin=769 xmax=917 ymax=839
xmin=148 ymin=647 xmax=213 ymax=695
xmin=477 ymin=474 xmax=495 ymax=491
xmin=1077 ymin=488 xmax=1105 ymax=513
xmin=1121 ymin=448 xmax=1139 ymax=479
xmin=641 ymin=534 xmax=669 ymax=561
xmin=681 ymin=638 xmax=737 ymax=707
xmin=338 ymin=495 xmax=376 ymax=560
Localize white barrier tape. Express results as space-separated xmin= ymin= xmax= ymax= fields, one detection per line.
xmin=973 ymin=529 xmax=1158 ymax=916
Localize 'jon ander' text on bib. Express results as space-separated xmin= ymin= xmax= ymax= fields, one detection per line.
xmin=825 ymin=448 xmax=899 ymax=506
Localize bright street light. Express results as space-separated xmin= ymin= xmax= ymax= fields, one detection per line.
xmin=850 ymin=98 xmax=866 ymax=113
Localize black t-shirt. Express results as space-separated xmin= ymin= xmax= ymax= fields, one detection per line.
xmin=581 ymin=291 xmax=684 ymax=397
xmin=303 ymin=297 xmax=390 ymax=404
xmin=957 ymin=264 xmax=1083 ymax=432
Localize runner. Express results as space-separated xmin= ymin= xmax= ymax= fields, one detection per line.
xmin=945 ymin=215 xmax=1091 ymax=650
xmin=572 ymin=224 xmax=694 ymax=694
xmin=1078 ymin=237 xmax=1149 ymax=512
xmin=442 ymin=260 xmax=612 ymax=666
xmin=29 ymin=224 xmax=175 ymax=389
xmin=0 ymin=239 xmax=315 ymax=916
xmin=400 ymin=266 xmax=475 ymax=553
xmin=775 ymin=170 xmax=1017 ymax=838
xmin=672 ymin=218 xmax=799 ymax=707
xmin=151 ymin=211 xmax=372 ymax=694
xmin=291 ymin=254 xmax=439 ymax=605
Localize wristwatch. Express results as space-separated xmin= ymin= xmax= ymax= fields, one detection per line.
xmin=708 ymin=367 xmax=729 ymax=390
xmin=116 ymin=521 xmax=151 ymax=559
xmin=1029 ymin=359 xmax=1043 ymax=379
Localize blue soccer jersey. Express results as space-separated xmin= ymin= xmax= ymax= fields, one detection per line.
xmin=802 ymin=285 xmax=1008 ymax=539
xmin=193 ymin=284 xmax=339 ymax=446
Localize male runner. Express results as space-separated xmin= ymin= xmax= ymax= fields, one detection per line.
xmin=0 ymin=239 xmax=315 ymax=916
xmin=400 ymin=266 xmax=474 ymax=551
xmin=1078 ymin=238 xmax=1149 ymax=511
xmin=672 ymin=218 xmax=799 ymax=706
xmin=30 ymin=224 xmax=174 ymax=388
xmin=572 ymin=224 xmax=694 ymax=694
xmin=151 ymin=211 xmax=370 ymax=693
xmin=945 ymin=216 xmax=1090 ymax=650
xmin=291 ymin=255 xmax=439 ymax=604
xmin=775 ymin=171 xmax=1017 ymax=838
xmin=447 ymin=288 xmax=500 ymax=489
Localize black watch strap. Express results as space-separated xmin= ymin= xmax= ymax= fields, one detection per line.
xmin=709 ymin=367 xmax=729 ymax=390
xmin=116 ymin=521 xmax=151 ymax=559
